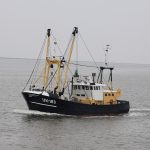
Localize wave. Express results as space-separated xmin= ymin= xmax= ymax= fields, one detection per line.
xmin=13 ymin=109 xmax=71 ymax=117
xmin=130 ymin=108 xmax=150 ymax=112
xmin=13 ymin=108 xmax=150 ymax=118
xmin=123 ymin=108 xmax=150 ymax=117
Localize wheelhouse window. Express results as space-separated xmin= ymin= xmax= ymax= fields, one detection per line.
xmin=82 ymin=85 xmax=85 ymax=90
xmin=85 ymin=86 xmax=89 ymax=90
xmin=74 ymin=85 xmax=77 ymax=90
xmin=105 ymin=93 xmax=107 ymax=96
xmin=78 ymin=85 xmax=81 ymax=90
xmin=90 ymin=86 xmax=93 ymax=90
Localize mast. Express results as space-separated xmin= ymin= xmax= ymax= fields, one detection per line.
xmin=97 ymin=66 xmax=113 ymax=89
xmin=42 ymin=28 xmax=64 ymax=93
xmin=109 ymin=67 xmax=113 ymax=90
xmin=63 ymin=27 xmax=78 ymax=88
xmin=105 ymin=44 xmax=110 ymax=66
xmin=43 ymin=29 xmax=51 ymax=89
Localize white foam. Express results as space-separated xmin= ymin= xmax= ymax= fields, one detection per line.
xmin=81 ymin=115 xmax=117 ymax=119
xmin=13 ymin=108 xmax=150 ymax=118
xmin=130 ymin=108 xmax=150 ymax=112
xmin=123 ymin=108 xmax=150 ymax=117
xmin=127 ymin=112 xmax=148 ymax=117
xmin=13 ymin=109 xmax=65 ymax=116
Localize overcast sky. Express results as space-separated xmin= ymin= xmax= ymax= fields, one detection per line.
xmin=0 ymin=0 xmax=150 ymax=64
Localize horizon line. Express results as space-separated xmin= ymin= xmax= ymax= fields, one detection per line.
xmin=0 ymin=56 xmax=150 ymax=66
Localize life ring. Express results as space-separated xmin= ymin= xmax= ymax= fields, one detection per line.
xmin=110 ymin=99 xmax=113 ymax=104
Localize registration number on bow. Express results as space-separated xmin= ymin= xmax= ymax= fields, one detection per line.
xmin=42 ymin=98 xmax=56 ymax=104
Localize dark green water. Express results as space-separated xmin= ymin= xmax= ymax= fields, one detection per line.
xmin=0 ymin=58 xmax=150 ymax=150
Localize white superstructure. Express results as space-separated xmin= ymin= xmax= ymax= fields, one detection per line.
xmin=72 ymin=76 xmax=106 ymax=101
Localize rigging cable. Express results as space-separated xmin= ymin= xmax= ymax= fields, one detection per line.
xmin=76 ymin=33 xmax=78 ymax=72
xmin=44 ymin=67 xmax=58 ymax=90
xmin=63 ymin=35 xmax=73 ymax=58
xmin=51 ymin=33 xmax=63 ymax=56
xmin=22 ymin=34 xmax=47 ymax=91
xmin=65 ymin=61 xmax=99 ymax=68
xmin=78 ymin=32 xmax=116 ymax=94
xmin=78 ymin=32 xmax=100 ymax=71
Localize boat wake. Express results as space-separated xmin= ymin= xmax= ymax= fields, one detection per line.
xmin=13 ymin=109 xmax=73 ymax=117
xmin=82 ymin=109 xmax=150 ymax=118
xmin=13 ymin=108 xmax=150 ymax=118
xmin=130 ymin=108 xmax=150 ymax=112
xmin=125 ymin=108 xmax=150 ymax=117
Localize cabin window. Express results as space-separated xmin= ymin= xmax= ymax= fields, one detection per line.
xmin=74 ymin=85 xmax=77 ymax=90
xmin=78 ymin=85 xmax=80 ymax=90
xmin=90 ymin=86 xmax=93 ymax=90
xmin=98 ymin=86 xmax=100 ymax=90
xmin=105 ymin=93 xmax=107 ymax=96
xmin=81 ymin=94 xmax=85 ymax=96
xmin=86 ymin=86 xmax=89 ymax=90
xmin=96 ymin=86 xmax=98 ymax=90
xmin=76 ymin=94 xmax=80 ymax=96
xmin=108 ymin=93 xmax=111 ymax=96
xmin=82 ymin=86 xmax=85 ymax=90
xmin=94 ymin=86 xmax=96 ymax=90
xmin=112 ymin=93 xmax=114 ymax=96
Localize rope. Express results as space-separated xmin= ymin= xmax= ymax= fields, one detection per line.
xmin=78 ymin=32 xmax=100 ymax=71
xmin=78 ymin=32 xmax=117 ymax=99
xmin=44 ymin=67 xmax=58 ymax=90
xmin=65 ymin=61 xmax=99 ymax=68
xmin=63 ymin=35 xmax=73 ymax=58
xmin=22 ymin=34 xmax=47 ymax=91
xmin=51 ymin=33 xmax=63 ymax=56
xmin=76 ymin=33 xmax=78 ymax=72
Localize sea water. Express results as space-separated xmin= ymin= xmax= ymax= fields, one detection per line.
xmin=0 ymin=58 xmax=150 ymax=150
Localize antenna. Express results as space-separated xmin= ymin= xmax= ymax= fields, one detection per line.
xmin=105 ymin=44 xmax=110 ymax=66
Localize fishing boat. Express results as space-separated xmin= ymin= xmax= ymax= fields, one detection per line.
xmin=22 ymin=27 xmax=130 ymax=115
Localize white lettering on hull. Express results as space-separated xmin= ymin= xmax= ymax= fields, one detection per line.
xmin=42 ymin=98 xmax=56 ymax=104
xmin=31 ymin=101 xmax=57 ymax=107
